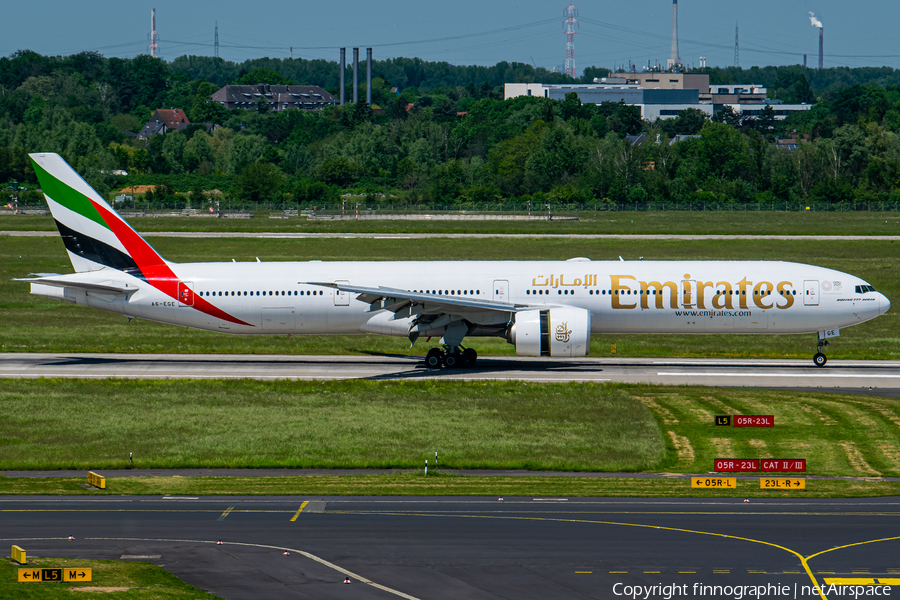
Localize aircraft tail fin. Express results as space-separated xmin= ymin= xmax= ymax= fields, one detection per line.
xmin=29 ymin=153 xmax=167 ymax=276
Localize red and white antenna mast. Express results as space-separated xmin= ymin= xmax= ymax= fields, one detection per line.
xmin=563 ymin=2 xmax=578 ymax=78
xmin=148 ymin=8 xmax=160 ymax=58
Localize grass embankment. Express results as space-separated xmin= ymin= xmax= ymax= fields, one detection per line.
xmin=1 ymin=235 xmax=898 ymax=359
xmin=4 ymin=211 xmax=900 ymax=235
xmin=2 ymin=380 xmax=900 ymax=480
xmin=1 ymin=557 xmax=221 ymax=599
xmin=2 ymin=473 xmax=899 ymax=499
xmin=0 ymin=380 xmax=664 ymax=471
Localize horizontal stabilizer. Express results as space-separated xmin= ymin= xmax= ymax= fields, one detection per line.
xmin=14 ymin=274 xmax=138 ymax=295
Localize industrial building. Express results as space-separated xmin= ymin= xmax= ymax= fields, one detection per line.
xmin=505 ymin=82 xmax=702 ymax=121
xmin=615 ymin=72 xmax=709 ymax=92
xmin=504 ymin=82 xmax=697 ymax=104
xmin=210 ymin=85 xmax=337 ymax=112
xmin=505 ymin=80 xmax=811 ymax=122
xmin=720 ymin=101 xmax=812 ymax=119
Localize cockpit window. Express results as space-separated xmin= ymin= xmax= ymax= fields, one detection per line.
xmin=855 ymin=285 xmax=876 ymax=294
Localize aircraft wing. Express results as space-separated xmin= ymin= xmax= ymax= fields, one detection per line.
xmin=306 ymin=281 xmax=538 ymax=317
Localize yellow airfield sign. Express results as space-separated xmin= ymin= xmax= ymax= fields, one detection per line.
xmin=760 ymin=478 xmax=806 ymax=489
xmin=691 ymin=477 xmax=736 ymax=489
xmin=18 ymin=568 xmax=92 ymax=582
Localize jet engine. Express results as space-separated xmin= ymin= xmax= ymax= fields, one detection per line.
xmin=506 ymin=307 xmax=591 ymax=357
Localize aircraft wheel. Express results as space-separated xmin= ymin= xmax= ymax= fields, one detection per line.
xmin=425 ymin=348 xmax=444 ymax=369
xmin=461 ymin=348 xmax=477 ymax=368
xmin=443 ymin=352 xmax=460 ymax=368
xmin=813 ymin=352 xmax=827 ymax=367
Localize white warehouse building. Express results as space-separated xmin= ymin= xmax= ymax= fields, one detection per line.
xmin=504 ymin=82 xmax=708 ymax=120
xmin=505 ymin=82 xmax=810 ymax=121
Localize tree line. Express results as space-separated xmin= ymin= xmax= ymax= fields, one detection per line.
xmin=2 ymin=50 xmax=900 ymax=210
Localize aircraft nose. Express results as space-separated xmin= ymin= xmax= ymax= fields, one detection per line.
xmin=881 ymin=293 xmax=891 ymax=315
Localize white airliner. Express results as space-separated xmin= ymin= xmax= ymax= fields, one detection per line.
xmin=19 ymin=153 xmax=890 ymax=368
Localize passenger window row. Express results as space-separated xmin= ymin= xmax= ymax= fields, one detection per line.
xmin=529 ymin=288 xmax=781 ymax=297
xmin=200 ymin=290 xmax=323 ymax=297
xmin=413 ymin=290 xmax=479 ymax=295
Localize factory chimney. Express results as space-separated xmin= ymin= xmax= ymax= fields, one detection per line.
xmin=667 ymin=0 xmax=682 ymax=69
xmin=339 ymin=48 xmax=346 ymax=105
xmin=818 ymin=28 xmax=824 ymax=69
xmin=352 ymin=48 xmax=359 ymax=103
xmin=809 ymin=12 xmax=823 ymax=69
xmin=366 ymin=48 xmax=372 ymax=106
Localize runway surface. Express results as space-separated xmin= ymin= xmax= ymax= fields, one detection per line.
xmin=4 ymin=495 xmax=900 ymax=599
xmin=2 ymin=353 xmax=899 ymax=391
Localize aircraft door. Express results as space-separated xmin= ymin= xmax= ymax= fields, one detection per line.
xmin=334 ymin=280 xmax=350 ymax=306
xmin=804 ymin=280 xmax=819 ymax=306
xmin=681 ymin=280 xmax=697 ymax=308
xmin=493 ymin=280 xmax=509 ymax=302
xmin=177 ymin=281 xmax=194 ymax=307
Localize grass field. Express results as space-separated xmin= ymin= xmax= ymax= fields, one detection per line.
xmin=1 ymin=234 xmax=897 ymax=359
xmin=4 ymin=211 xmax=900 ymax=235
xmin=0 ymin=380 xmax=664 ymax=471
xmin=1 ymin=473 xmax=898 ymax=499
xmin=0 ymin=556 xmax=221 ymax=598
xmin=2 ymin=380 xmax=900 ymax=479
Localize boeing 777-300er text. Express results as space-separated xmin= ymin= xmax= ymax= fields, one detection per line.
xmin=18 ymin=153 xmax=891 ymax=368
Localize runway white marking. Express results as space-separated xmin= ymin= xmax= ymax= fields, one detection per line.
xmin=657 ymin=372 xmax=900 ymax=379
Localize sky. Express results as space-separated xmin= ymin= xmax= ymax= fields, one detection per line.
xmin=2 ymin=0 xmax=899 ymax=72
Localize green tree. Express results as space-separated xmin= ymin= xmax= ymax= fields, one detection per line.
xmin=130 ymin=55 xmax=170 ymax=109
xmin=674 ymin=108 xmax=709 ymax=135
xmin=756 ymin=105 xmax=777 ymax=134
xmin=232 ymin=162 xmax=284 ymax=203
xmin=318 ymin=156 xmax=356 ymax=186
xmin=190 ymin=182 xmax=206 ymax=205
xmin=235 ymin=68 xmax=295 ymax=85
xmin=695 ymin=122 xmax=750 ymax=182
xmin=712 ymin=105 xmax=741 ymax=128
xmin=190 ymin=81 xmax=227 ymax=124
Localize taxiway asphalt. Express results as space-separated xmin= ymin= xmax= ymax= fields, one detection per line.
xmin=4 ymin=495 xmax=900 ymax=599
xmin=2 ymin=353 xmax=899 ymax=391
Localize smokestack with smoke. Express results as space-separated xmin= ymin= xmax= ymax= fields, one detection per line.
xmin=809 ymin=12 xmax=824 ymax=69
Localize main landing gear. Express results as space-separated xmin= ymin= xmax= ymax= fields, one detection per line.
xmin=814 ymin=337 xmax=829 ymax=367
xmin=425 ymin=346 xmax=478 ymax=369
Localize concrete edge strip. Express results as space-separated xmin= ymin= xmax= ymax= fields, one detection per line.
xmin=81 ymin=537 xmax=421 ymax=600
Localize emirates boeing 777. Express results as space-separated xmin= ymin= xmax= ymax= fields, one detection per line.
xmin=18 ymin=153 xmax=890 ymax=368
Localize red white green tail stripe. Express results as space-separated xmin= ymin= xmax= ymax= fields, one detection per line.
xmin=30 ymin=153 xmax=252 ymax=326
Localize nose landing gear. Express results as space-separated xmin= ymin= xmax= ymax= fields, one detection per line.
xmin=814 ymin=337 xmax=829 ymax=367
xmin=424 ymin=346 xmax=478 ymax=369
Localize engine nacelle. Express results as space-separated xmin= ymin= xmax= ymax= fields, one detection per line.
xmin=507 ymin=307 xmax=591 ymax=357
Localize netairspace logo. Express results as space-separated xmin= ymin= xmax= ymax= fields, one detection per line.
xmin=612 ymin=582 xmax=894 ymax=599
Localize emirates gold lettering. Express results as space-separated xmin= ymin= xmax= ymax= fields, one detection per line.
xmin=604 ymin=275 xmax=793 ymax=310
xmin=712 ymin=282 xmax=734 ymax=309
xmin=753 ymin=281 xmax=774 ymax=309
xmin=611 ymin=275 xmax=638 ymax=309
xmin=640 ymin=280 xmax=677 ymax=309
